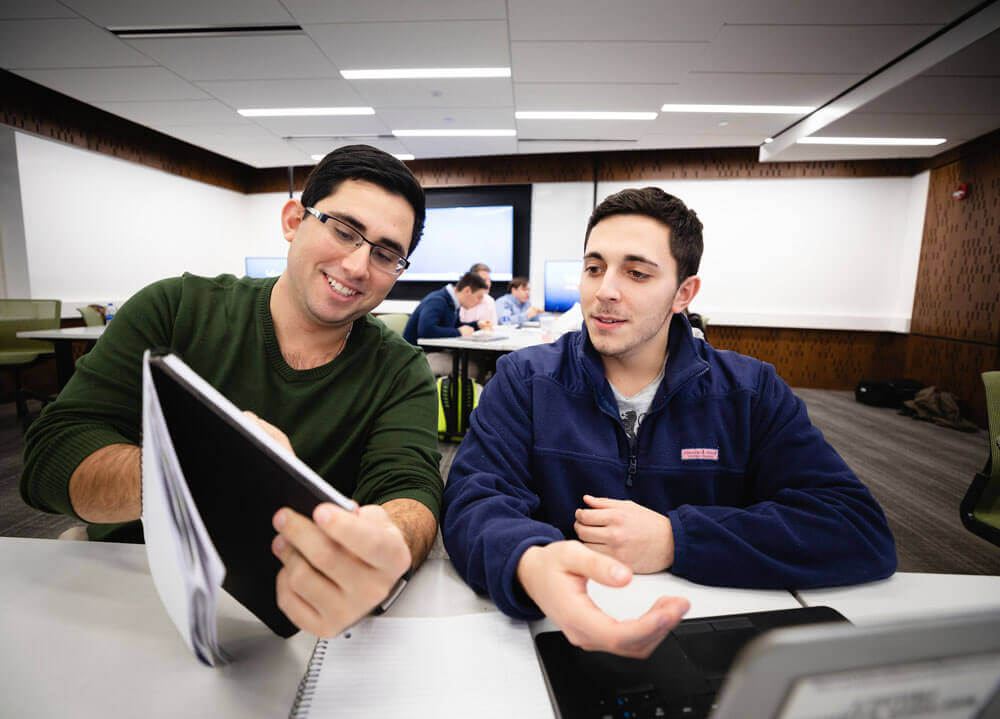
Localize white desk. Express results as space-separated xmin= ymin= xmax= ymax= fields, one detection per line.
xmin=0 ymin=537 xmax=803 ymax=718
xmin=797 ymin=572 xmax=1000 ymax=625
xmin=419 ymin=326 xmax=548 ymax=354
xmin=373 ymin=299 xmax=419 ymax=315
xmin=17 ymin=326 xmax=107 ymax=390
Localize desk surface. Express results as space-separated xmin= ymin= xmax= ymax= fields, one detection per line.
xmin=0 ymin=537 xmax=805 ymax=718
xmin=17 ymin=325 xmax=106 ymax=341
xmin=419 ymin=327 xmax=547 ymax=353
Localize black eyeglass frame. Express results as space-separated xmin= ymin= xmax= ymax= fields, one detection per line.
xmin=303 ymin=206 xmax=410 ymax=275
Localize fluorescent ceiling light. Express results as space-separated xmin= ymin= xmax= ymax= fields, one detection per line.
xmin=798 ymin=136 xmax=946 ymax=146
xmin=342 ymin=68 xmax=510 ymax=79
xmin=392 ymin=129 xmax=516 ymax=137
xmin=660 ymin=103 xmax=814 ymax=114
xmin=516 ymin=111 xmax=657 ymax=120
xmin=238 ymin=107 xmax=374 ymax=117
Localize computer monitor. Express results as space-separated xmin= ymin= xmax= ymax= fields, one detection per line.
xmin=401 ymin=205 xmax=514 ymax=282
xmin=544 ymin=260 xmax=583 ymax=313
xmin=245 ymin=257 xmax=286 ymax=278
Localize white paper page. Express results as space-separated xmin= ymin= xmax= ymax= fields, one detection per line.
xmin=141 ymin=353 xmax=228 ymax=665
xmin=298 ymin=614 xmax=553 ymax=719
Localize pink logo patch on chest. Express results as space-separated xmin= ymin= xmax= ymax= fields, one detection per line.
xmin=681 ymin=448 xmax=719 ymax=461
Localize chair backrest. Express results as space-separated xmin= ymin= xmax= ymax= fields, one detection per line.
xmin=960 ymin=371 xmax=1000 ymax=547
xmin=377 ymin=313 xmax=410 ymax=336
xmin=0 ymin=299 xmax=62 ymax=353
xmin=78 ymin=304 xmax=106 ymax=326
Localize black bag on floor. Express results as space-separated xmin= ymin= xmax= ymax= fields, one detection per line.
xmin=855 ymin=378 xmax=923 ymax=408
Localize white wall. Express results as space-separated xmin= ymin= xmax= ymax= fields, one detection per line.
xmin=15 ymin=131 xmax=929 ymax=331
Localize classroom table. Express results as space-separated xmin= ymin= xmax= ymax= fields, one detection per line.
xmin=419 ymin=326 xmax=549 ymax=384
xmin=16 ymin=325 xmax=106 ymax=390
xmin=0 ymin=537 xmax=803 ymax=718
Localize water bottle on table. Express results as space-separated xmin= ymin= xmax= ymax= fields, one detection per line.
xmin=105 ymin=302 xmax=117 ymax=323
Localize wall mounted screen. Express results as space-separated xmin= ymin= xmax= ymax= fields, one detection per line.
xmin=544 ymin=260 xmax=583 ymax=312
xmin=401 ymin=205 xmax=514 ymax=282
xmin=245 ymin=257 xmax=286 ymax=278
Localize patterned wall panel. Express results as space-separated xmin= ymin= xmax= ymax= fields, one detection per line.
xmin=910 ymin=133 xmax=1000 ymax=344
xmin=1 ymin=70 xmax=253 ymax=193
xmin=709 ymin=326 xmax=908 ymax=390
xmin=903 ymin=336 xmax=999 ymax=429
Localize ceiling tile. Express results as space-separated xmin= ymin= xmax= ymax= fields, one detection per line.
xmin=197 ymin=77 xmax=365 ymax=109
xmin=95 ymin=99 xmax=248 ymax=126
xmin=772 ymin=143 xmax=947 ymax=161
xmin=668 ymin=72 xmax=861 ymax=107
xmin=819 ymin=113 xmax=1000 ymax=142
xmin=514 ymin=83 xmax=676 ymax=112
xmin=717 ymin=0 xmax=980 ymax=24
xmin=0 ymin=1 xmax=77 ymax=19
xmin=635 ymin=133 xmax=764 ymax=149
xmin=859 ymin=76 xmax=1000 ymax=115
xmin=60 ymin=0 xmax=293 ymax=28
xmin=282 ymin=0 xmax=505 ymax=24
xmin=15 ymin=67 xmax=209 ymax=103
xmin=376 ymin=107 xmax=514 ymax=130
xmin=305 ymin=20 xmax=509 ymax=69
xmin=243 ymin=114 xmax=391 ymax=139
xmin=160 ymin=123 xmax=282 ymax=146
xmin=124 ymin=33 xmax=340 ymax=82
xmin=515 ymin=119 xmax=650 ymax=141
xmin=925 ymin=28 xmax=1000 ymax=77
xmin=517 ymin=140 xmax=637 ymax=154
xmin=396 ymin=136 xmax=517 ymax=159
xmin=288 ymin=137 xmax=413 ymax=157
xmin=508 ymin=0 xmax=722 ymax=42
xmin=651 ymin=112 xmax=801 ymax=137
xmin=0 ymin=19 xmax=156 ymax=68
xmin=511 ymin=42 xmax=707 ymax=84
xmin=695 ymin=24 xmax=942 ymax=74
xmin=351 ymin=78 xmax=513 ymax=108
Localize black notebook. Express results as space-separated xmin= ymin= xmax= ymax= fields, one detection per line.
xmin=141 ymin=351 xmax=354 ymax=645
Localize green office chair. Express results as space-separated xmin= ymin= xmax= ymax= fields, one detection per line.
xmin=960 ymin=371 xmax=1000 ymax=547
xmin=77 ymin=304 xmax=106 ymax=326
xmin=0 ymin=299 xmax=62 ymax=432
xmin=377 ymin=313 xmax=410 ymax=336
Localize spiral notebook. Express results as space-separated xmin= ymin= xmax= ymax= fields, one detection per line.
xmin=288 ymin=613 xmax=552 ymax=719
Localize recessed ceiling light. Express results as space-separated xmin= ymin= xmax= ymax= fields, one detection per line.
xmin=238 ymin=107 xmax=375 ymax=117
xmin=764 ymin=137 xmax=774 ymax=143
xmin=515 ymin=111 xmax=657 ymax=120
xmin=798 ymin=137 xmax=946 ymax=146
xmin=392 ymin=129 xmax=516 ymax=137
xmin=342 ymin=68 xmax=511 ymax=79
xmin=660 ymin=104 xmax=814 ymax=114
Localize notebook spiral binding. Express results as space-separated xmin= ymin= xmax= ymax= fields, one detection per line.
xmin=288 ymin=638 xmax=329 ymax=718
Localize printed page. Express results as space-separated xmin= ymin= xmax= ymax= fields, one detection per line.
xmin=298 ymin=613 xmax=553 ymax=719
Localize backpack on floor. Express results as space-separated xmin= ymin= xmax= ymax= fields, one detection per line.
xmin=855 ymin=378 xmax=923 ymax=408
xmin=437 ymin=376 xmax=482 ymax=442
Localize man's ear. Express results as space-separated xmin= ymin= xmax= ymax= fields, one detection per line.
xmin=281 ymin=199 xmax=305 ymax=242
xmin=671 ymin=275 xmax=701 ymax=315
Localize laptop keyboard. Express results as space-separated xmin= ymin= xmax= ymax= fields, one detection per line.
xmin=596 ymin=682 xmax=721 ymax=719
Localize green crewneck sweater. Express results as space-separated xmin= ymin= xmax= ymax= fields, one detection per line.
xmin=21 ymin=273 xmax=442 ymax=542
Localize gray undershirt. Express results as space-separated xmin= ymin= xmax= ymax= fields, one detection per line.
xmin=609 ymin=366 xmax=666 ymax=434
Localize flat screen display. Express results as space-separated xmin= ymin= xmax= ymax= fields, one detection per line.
xmin=544 ymin=260 xmax=583 ymax=312
xmin=402 ymin=205 xmax=513 ymax=282
xmin=245 ymin=257 xmax=286 ymax=278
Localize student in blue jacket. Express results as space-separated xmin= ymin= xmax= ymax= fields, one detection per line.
xmin=442 ymin=187 xmax=897 ymax=659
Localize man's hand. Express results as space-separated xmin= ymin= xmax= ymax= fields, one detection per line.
xmin=458 ymin=325 xmax=474 ymax=337
xmin=517 ymin=541 xmax=689 ymax=659
xmin=271 ymin=503 xmax=412 ymax=638
xmin=574 ymin=495 xmax=675 ymax=573
xmin=526 ymin=306 xmax=541 ymax=319
xmin=244 ymin=411 xmax=294 ymax=454
xmin=477 ymin=320 xmax=494 ymax=331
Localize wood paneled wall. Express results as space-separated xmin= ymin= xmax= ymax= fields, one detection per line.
xmin=905 ymin=129 xmax=1000 ymax=427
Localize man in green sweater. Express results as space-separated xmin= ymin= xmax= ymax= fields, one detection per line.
xmin=21 ymin=145 xmax=442 ymax=639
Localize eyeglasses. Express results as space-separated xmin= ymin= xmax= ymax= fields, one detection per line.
xmin=304 ymin=207 xmax=410 ymax=276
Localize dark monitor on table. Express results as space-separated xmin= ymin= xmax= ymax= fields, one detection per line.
xmin=544 ymin=260 xmax=583 ymax=312
xmin=245 ymin=257 xmax=286 ymax=278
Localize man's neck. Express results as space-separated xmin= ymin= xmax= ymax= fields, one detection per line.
xmin=601 ymin=334 xmax=670 ymax=398
xmin=270 ymin=276 xmax=352 ymax=370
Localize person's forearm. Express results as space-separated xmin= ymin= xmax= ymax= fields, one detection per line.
xmin=68 ymin=444 xmax=141 ymax=523
xmin=382 ymin=497 xmax=437 ymax=570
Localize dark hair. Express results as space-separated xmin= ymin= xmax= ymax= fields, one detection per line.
xmin=585 ymin=187 xmax=703 ymax=284
xmin=509 ymin=276 xmax=529 ymax=290
xmin=456 ymin=271 xmax=489 ymax=292
xmin=468 ymin=263 xmax=491 ymax=274
xmin=301 ymin=144 xmax=426 ymax=256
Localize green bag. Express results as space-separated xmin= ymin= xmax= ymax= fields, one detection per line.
xmin=437 ymin=375 xmax=482 ymax=442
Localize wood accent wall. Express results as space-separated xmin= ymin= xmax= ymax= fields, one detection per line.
xmin=1 ymin=69 xmax=254 ymax=193
xmin=905 ymin=128 xmax=1000 ymax=427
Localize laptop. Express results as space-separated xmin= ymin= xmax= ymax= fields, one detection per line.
xmin=535 ymin=607 xmax=1000 ymax=719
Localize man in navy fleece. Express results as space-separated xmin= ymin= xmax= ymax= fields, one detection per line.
xmin=442 ymin=187 xmax=896 ymax=659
